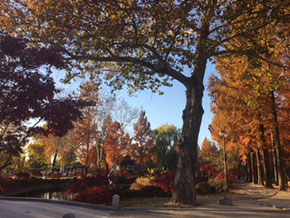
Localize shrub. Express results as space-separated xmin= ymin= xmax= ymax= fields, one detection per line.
xmin=130 ymin=176 xmax=155 ymax=191
xmin=136 ymin=177 xmax=155 ymax=187
xmin=73 ymin=184 xmax=112 ymax=205
xmin=50 ymin=172 xmax=62 ymax=179
xmin=67 ymin=175 xmax=113 ymax=205
xmin=115 ymin=175 xmax=136 ymax=186
xmin=121 ymin=171 xmax=131 ymax=177
xmin=200 ymin=164 xmax=219 ymax=177
xmin=0 ymin=174 xmax=10 ymax=192
xmin=67 ymin=175 xmax=109 ymax=194
xmin=229 ymin=169 xmax=243 ymax=181
xmin=209 ymin=176 xmax=225 ymax=192
xmin=130 ymin=182 xmax=144 ymax=191
xmin=141 ymin=185 xmax=168 ymax=197
xmin=118 ymin=185 xmax=168 ymax=198
xmin=196 ymin=182 xmax=212 ymax=194
xmin=155 ymin=171 xmax=175 ymax=193
xmin=9 ymin=172 xmax=30 ymax=180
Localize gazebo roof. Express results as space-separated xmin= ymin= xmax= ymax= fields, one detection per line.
xmin=71 ymin=162 xmax=85 ymax=168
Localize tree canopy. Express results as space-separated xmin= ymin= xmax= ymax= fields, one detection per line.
xmin=1 ymin=0 xmax=288 ymax=205
xmin=0 ymin=33 xmax=87 ymax=170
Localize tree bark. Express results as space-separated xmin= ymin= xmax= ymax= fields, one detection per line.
xmin=52 ymin=150 xmax=58 ymax=168
xmin=244 ymin=163 xmax=248 ymax=182
xmin=256 ymin=150 xmax=263 ymax=185
xmin=271 ymin=91 xmax=286 ymax=190
xmin=272 ymin=147 xmax=278 ymax=185
xmin=251 ymin=152 xmax=258 ymax=184
xmin=258 ymin=123 xmax=273 ymax=188
xmin=262 ymin=148 xmax=273 ymax=188
xmin=172 ymin=21 xmax=209 ymax=205
xmin=172 ymin=85 xmax=204 ymax=205
xmin=223 ymin=135 xmax=229 ymax=192
xmin=247 ymin=154 xmax=252 ymax=182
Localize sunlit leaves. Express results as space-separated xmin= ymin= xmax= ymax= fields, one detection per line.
xmin=103 ymin=121 xmax=130 ymax=168
xmin=129 ymin=111 xmax=155 ymax=165
xmin=0 ymin=33 xmax=86 ymax=164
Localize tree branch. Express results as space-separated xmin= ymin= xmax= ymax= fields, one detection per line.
xmin=62 ymin=48 xmax=190 ymax=86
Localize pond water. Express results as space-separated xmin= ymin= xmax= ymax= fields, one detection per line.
xmin=19 ymin=189 xmax=74 ymax=201
xmin=28 ymin=191 xmax=74 ymax=201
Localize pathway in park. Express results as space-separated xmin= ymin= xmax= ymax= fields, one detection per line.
xmin=111 ymin=183 xmax=290 ymax=217
xmin=0 ymin=182 xmax=289 ymax=217
xmin=0 ymin=200 xmax=112 ymax=218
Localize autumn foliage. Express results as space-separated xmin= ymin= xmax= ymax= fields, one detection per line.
xmin=155 ymin=171 xmax=176 ymax=193
xmin=129 ymin=111 xmax=155 ymax=165
xmin=66 ymin=175 xmax=112 ymax=205
xmin=0 ymin=33 xmax=87 ymax=170
xmin=103 ymin=122 xmax=130 ymax=168
xmin=208 ymin=25 xmax=289 ymax=189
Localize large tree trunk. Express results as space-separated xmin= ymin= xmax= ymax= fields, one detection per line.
xmin=247 ymin=154 xmax=252 ymax=182
xmin=172 ymin=21 xmax=209 ymax=205
xmin=244 ymin=162 xmax=248 ymax=182
xmin=272 ymin=147 xmax=278 ymax=185
xmin=270 ymin=91 xmax=286 ymax=190
xmin=172 ymin=84 xmax=204 ymax=205
xmin=258 ymin=123 xmax=273 ymax=188
xmin=251 ymin=152 xmax=258 ymax=184
xmin=262 ymin=148 xmax=273 ymax=188
xmin=256 ymin=150 xmax=263 ymax=185
xmin=52 ymin=150 xmax=58 ymax=168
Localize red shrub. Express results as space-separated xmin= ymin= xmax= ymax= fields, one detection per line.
xmin=9 ymin=172 xmax=30 ymax=180
xmin=66 ymin=174 xmax=112 ymax=205
xmin=230 ymin=169 xmax=243 ymax=180
xmin=217 ymin=172 xmax=225 ymax=180
xmin=155 ymin=171 xmax=175 ymax=193
xmin=73 ymin=184 xmax=112 ymax=205
xmin=66 ymin=175 xmax=109 ymax=195
xmin=0 ymin=175 xmax=10 ymax=192
xmin=200 ymin=164 xmax=219 ymax=177
xmin=121 ymin=170 xmax=131 ymax=177
xmin=50 ymin=172 xmax=62 ymax=179
xmin=217 ymin=171 xmax=240 ymax=182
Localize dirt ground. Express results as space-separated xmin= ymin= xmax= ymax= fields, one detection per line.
xmin=114 ymin=182 xmax=290 ymax=218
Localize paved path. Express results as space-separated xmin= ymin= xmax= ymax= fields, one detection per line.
xmin=0 ymin=200 xmax=112 ymax=218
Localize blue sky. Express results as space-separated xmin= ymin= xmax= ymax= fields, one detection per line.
xmin=53 ymin=63 xmax=216 ymax=146
xmin=118 ymin=63 xmax=215 ymax=145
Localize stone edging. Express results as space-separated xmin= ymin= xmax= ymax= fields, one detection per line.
xmin=250 ymin=190 xmax=278 ymax=200
xmin=0 ymin=196 xmax=112 ymax=211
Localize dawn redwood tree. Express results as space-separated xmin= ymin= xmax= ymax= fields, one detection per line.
xmin=103 ymin=121 xmax=130 ymax=168
xmin=209 ymin=40 xmax=288 ymax=189
xmin=0 ymin=33 xmax=87 ymax=170
xmin=208 ymin=62 xmax=265 ymax=186
xmin=2 ymin=0 xmax=288 ymax=204
xmin=35 ymin=133 xmax=64 ymax=168
xmin=70 ymin=81 xmax=100 ymax=169
xmin=200 ymin=138 xmax=220 ymax=166
xmin=130 ymin=111 xmax=155 ymax=165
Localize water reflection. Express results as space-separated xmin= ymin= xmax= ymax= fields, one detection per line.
xmin=28 ymin=191 xmax=74 ymax=201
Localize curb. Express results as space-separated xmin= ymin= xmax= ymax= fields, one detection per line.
xmin=250 ymin=190 xmax=278 ymax=200
xmin=0 ymin=196 xmax=112 ymax=211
